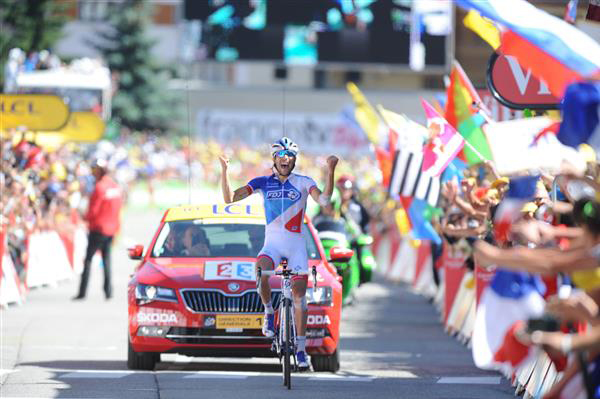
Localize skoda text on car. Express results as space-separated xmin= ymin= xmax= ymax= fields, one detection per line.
xmin=127 ymin=203 xmax=347 ymax=372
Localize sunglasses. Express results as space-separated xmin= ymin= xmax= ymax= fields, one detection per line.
xmin=275 ymin=150 xmax=297 ymax=158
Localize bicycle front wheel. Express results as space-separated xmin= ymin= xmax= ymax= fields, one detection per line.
xmin=282 ymin=298 xmax=292 ymax=389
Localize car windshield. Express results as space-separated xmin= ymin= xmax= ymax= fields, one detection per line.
xmin=151 ymin=221 xmax=321 ymax=259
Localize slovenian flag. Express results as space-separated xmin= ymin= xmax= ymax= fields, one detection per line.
xmin=456 ymin=0 xmax=600 ymax=97
xmin=472 ymin=269 xmax=546 ymax=375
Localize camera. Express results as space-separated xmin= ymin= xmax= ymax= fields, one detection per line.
xmin=526 ymin=314 xmax=560 ymax=333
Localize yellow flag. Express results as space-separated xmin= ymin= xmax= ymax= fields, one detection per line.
xmin=394 ymin=208 xmax=411 ymax=235
xmin=377 ymin=105 xmax=407 ymax=133
xmin=346 ymin=82 xmax=383 ymax=145
xmin=463 ymin=10 xmax=501 ymax=50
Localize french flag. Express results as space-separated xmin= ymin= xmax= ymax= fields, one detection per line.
xmin=456 ymin=0 xmax=600 ymax=98
xmin=493 ymin=175 xmax=539 ymax=243
xmin=471 ymin=269 xmax=546 ymax=375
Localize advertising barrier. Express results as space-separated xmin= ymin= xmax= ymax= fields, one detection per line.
xmin=0 ymin=232 xmax=24 ymax=307
xmin=1 ymin=226 xmax=87 ymax=306
xmin=373 ymin=228 xmax=560 ymax=398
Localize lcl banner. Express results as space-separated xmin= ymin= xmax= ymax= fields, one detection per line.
xmin=486 ymin=52 xmax=561 ymax=110
xmin=0 ymin=94 xmax=70 ymax=131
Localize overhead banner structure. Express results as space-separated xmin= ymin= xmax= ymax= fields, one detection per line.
xmin=487 ymin=53 xmax=560 ymax=110
xmin=196 ymin=108 xmax=370 ymax=155
xmin=0 ymin=94 xmax=70 ymax=131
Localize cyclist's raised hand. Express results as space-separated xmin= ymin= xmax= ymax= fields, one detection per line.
xmin=219 ymin=155 xmax=230 ymax=171
xmin=326 ymin=155 xmax=339 ymax=170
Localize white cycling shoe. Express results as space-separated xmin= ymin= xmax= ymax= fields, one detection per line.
xmin=262 ymin=313 xmax=275 ymax=338
xmin=296 ymin=351 xmax=310 ymax=371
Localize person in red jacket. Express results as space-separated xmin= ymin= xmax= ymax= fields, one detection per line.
xmin=73 ymin=159 xmax=122 ymax=300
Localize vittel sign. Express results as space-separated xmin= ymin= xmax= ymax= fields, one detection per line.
xmin=487 ymin=52 xmax=560 ymax=110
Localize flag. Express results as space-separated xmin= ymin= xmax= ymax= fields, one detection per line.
xmin=472 ymin=269 xmax=546 ymax=374
xmin=484 ymin=116 xmax=586 ymax=175
xmin=493 ymin=175 xmax=539 ymax=243
xmin=408 ymin=199 xmax=442 ymax=245
xmin=456 ymin=0 xmax=600 ymax=97
xmin=388 ymin=149 xmax=440 ymax=207
xmin=421 ymin=99 xmax=465 ymax=176
xmin=587 ymin=0 xmax=600 ymax=22
xmin=557 ymin=81 xmax=600 ymax=152
xmin=445 ymin=61 xmax=493 ymax=165
xmin=375 ymin=146 xmax=394 ymax=188
xmin=346 ymin=82 xmax=387 ymax=145
xmin=463 ymin=10 xmax=501 ymax=50
xmin=377 ymin=106 xmax=427 ymax=151
xmin=564 ymin=0 xmax=578 ymax=24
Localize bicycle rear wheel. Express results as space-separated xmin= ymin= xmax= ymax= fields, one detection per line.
xmin=282 ymin=298 xmax=292 ymax=389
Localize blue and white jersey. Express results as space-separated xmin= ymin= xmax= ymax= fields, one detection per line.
xmin=246 ymin=173 xmax=318 ymax=235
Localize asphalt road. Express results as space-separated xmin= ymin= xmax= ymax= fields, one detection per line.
xmin=1 ymin=207 xmax=516 ymax=399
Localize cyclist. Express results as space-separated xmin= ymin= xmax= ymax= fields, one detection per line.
xmin=219 ymin=137 xmax=338 ymax=371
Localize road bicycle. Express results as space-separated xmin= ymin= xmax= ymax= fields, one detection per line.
xmin=257 ymin=258 xmax=317 ymax=389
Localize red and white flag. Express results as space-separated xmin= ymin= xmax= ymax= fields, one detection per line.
xmin=421 ymin=99 xmax=465 ymax=177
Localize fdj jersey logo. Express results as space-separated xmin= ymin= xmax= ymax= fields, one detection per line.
xmin=266 ymin=189 xmax=301 ymax=201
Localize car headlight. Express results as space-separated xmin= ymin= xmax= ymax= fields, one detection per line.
xmin=306 ymin=287 xmax=332 ymax=306
xmin=135 ymin=284 xmax=178 ymax=305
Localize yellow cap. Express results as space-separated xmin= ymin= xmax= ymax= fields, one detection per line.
xmin=491 ymin=177 xmax=509 ymax=189
xmin=521 ymin=202 xmax=538 ymax=213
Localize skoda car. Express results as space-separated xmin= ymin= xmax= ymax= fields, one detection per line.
xmin=127 ymin=203 xmax=351 ymax=372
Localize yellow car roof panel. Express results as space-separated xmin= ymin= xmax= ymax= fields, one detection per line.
xmin=165 ymin=204 xmax=265 ymax=222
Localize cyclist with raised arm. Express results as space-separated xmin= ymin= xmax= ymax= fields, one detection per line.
xmin=219 ymin=137 xmax=338 ymax=371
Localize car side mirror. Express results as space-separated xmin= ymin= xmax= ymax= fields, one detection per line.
xmin=328 ymin=246 xmax=354 ymax=263
xmin=128 ymin=245 xmax=144 ymax=260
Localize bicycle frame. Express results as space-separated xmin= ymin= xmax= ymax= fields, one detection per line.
xmin=257 ymin=259 xmax=317 ymax=389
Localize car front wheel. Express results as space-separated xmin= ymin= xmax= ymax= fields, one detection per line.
xmin=127 ymin=339 xmax=159 ymax=370
xmin=311 ymin=349 xmax=340 ymax=372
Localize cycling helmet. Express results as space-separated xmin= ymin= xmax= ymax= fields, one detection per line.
xmin=271 ymin=137 xmax=299 ymax=158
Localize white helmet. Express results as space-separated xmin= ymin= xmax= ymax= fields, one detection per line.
xmin=271 ymin=137 xmax=299 ymax=158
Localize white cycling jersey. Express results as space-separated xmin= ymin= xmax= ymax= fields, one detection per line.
xmin=246 ymin=173 xmax=318 ymax=272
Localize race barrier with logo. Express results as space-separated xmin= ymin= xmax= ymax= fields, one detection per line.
xmin=372 ymin=228 xmax=562 ymax=398
xmin=0 ymin=225 xmax=89 ymax=307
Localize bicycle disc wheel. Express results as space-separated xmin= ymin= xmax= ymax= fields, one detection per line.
xmin=283 ymin=299 xmax=292 ymax=389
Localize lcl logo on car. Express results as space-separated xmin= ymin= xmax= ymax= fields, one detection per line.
xmin=228 ymin=282 xmax=240 ymax=292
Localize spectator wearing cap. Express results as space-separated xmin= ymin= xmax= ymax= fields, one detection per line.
xmin=73 ymin=159 xmax=122 ymax=300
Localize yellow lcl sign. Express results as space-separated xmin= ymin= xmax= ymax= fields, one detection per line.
xmin=45 ymin=111 xmax=105 ymax=142
xmin=0 ymin=94 xmax=70 ymax=131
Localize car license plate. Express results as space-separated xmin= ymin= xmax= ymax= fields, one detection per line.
xmin=216 ymin=314 xmax=263 ymax=329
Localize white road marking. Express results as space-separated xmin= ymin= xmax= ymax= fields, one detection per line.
xmin=437 ymin=376 xmax=501 ymax=384
xmin=28 ymin=345 xmax=118 ymax=351
xmin=60 ymin=370 xmax=135 ymax=379
xmin=183 ymin=371 xmax=260 ymax=379
xmin=0 ymin=369 xmax=18 ymax=377
xmin=42 ymin=369 xmax=376 ymax=382
xmin=308 ymin=375 xmax=374 ymax=382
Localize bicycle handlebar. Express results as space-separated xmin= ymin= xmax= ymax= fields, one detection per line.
xmin=256 ymin=265 xmax=318 ymax=287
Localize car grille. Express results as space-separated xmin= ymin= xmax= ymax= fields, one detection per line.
xmin=181 ymin=290 xmax=282 ymax=313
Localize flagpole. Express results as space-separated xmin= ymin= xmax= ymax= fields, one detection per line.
xmin=462 ymin=139 xmax=488 ymax=163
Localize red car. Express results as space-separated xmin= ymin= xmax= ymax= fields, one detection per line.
xmin=127 ymin=203 xmax=351 ymax=372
